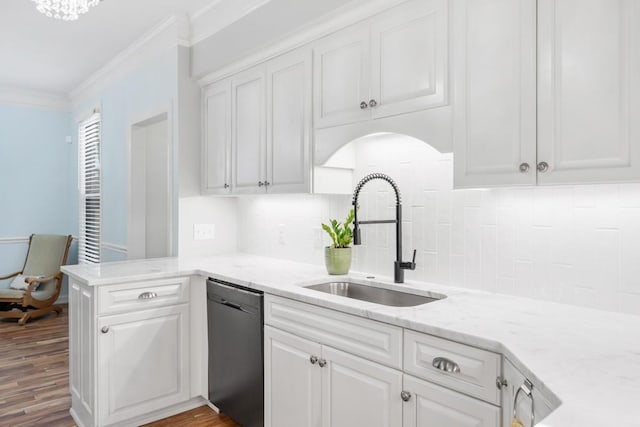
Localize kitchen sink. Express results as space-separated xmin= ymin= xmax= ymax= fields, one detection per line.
xmin=304 ymin=281 xmax=444 ymax=307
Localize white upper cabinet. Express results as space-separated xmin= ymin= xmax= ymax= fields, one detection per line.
xmin=314 ymin=23 xmax=371 ymax=129
xmin=370 ymin=0 xmax=448 ymax=119
xmin=314 ymin=0 xmax=449 ymax=129
xmin=453 ymin=0 xmax=537 ymax=188
xmin=455 ymin=0 xmax=640 ymax=188
xmin=231 ymin=65 xmax=266 ymax=194
xmin=267 ymin=49 xmax=313 ymax=193
xmin=203 ymin=47 xmax=312 ymax=195
xmin=537 ymin=0 xmax=640 ymax=184
xmin=202 ymin=79 xmax=232 ymax=194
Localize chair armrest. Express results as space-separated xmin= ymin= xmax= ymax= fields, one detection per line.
xmin=0 ymin=271 xmax=22 ymax=281
xmin=25 ymin=273 xmax=61 ymax=293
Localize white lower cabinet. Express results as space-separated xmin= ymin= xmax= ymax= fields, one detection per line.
xmin=264 ymin=326 xmax=402 ymax=427
xmin=97 ymin=304 xmax=190 ymax=426
xmin=69 ymin=276 xmax=206 ymax=427
xmin=322 ymin=346 xmax=403 ymax=427
xmin=264 ymin=296 xmax=502 ymax=427
xmin=264 ymin=326 xmax=322 ymax=427
xmin=403 ymin=374 xmax=500 ymax=427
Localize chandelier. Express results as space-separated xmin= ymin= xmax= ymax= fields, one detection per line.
xmin=33 ymin=0 xmax=102 ymax=21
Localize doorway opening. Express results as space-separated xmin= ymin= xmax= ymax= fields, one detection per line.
xmin=128 ymin=111 xmax=172 ymax=259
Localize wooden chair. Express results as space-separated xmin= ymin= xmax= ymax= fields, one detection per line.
xmin=0 ymin=234 xmax=72 ymax=325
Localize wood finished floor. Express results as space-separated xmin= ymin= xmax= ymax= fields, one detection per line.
xmin=0 ymin=306 xmax=238 ymax=427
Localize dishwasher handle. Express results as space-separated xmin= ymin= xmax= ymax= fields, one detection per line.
xmin=221 ymin=299 xmax=251 ymax=314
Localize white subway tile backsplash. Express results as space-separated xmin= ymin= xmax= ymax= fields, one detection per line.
xmin=235 ymin=135 xmax=640 ymax=316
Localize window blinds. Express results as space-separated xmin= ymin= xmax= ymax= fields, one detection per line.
xmin=78 ymin=113 xmax=101 ymax=264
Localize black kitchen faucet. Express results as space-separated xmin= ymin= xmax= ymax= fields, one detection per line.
xmin=352 ymin=173 xmax=417 ymax=283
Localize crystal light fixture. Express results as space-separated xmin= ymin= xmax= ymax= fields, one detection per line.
xmin=33 ymin=0 xmax=102 ymax=21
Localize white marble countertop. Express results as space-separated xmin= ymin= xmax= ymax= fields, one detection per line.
xmin=62 ymin=253 xmax=640 ymax=427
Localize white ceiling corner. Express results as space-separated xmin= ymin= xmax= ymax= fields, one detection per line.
xmin=0 ymin=0 xmax=215 ymax=103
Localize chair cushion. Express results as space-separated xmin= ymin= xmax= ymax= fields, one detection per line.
xmin=0 ymin=287 xmax=57 ymax=301
xmin=0 ymin=289 xmax=25 ymax=299
xmin=9 ymin=274 xmax=44 ymax=291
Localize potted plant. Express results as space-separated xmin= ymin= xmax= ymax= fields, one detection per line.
xmin=321 ymin=209 xmax=355 ymax=275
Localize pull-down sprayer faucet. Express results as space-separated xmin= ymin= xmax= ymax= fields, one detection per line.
xmin=352 ymin=173 xmax=417 ymax=283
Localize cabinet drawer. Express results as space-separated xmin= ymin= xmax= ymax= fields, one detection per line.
xmin=404 ymin=329 xmax=501 ymax=405
xmin=264 ymin=295 xmax=402 ymax=369
xmin=98 ymin=277 xmax=190 ymax=315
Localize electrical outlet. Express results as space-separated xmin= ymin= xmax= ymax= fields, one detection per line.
xmin=194 ymin=224 xmax=216 ymax=241
xmin=277 ymin=224 xmax=285 ymax=245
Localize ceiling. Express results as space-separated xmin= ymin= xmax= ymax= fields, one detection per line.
xmin=0 ymin=0 xmax=214 ymax=95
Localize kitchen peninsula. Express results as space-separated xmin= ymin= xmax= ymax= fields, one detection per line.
xmin=62 ymin=254 xmax=640 ymax=427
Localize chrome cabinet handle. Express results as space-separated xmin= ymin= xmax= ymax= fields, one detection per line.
xmin=360 ymin=101 xmax=368 ymax=110
xmin=369 ymin=99 xmax=377 ymax=108
xmin=400 ymin=391 xmax=411 ymax=402
xmin=223 ymin=183 xmax=230 ymax=189
xmin=513 ymin=379 xmax=535 ymax=427
xmin=432 ymin=357 xmax=461 ymax=374
xmin=264 ymin=181 xmax=270 ymax=186
xmin=318 ymin=358 xmax=327 ymax=368
xmin=310 ymin=355 xmax=318 ymax=365
xmin=537 ymin=162 xmax=549 ymax=173
xmin=258 ymin=181 xmax=264 ymax=187
xmin=519 ymin=163 xmax=530 ymax=173
xmin=138 ymin=292 xmax=157 ymax=300
xmin=101 ymin=326 xmax=109 ymax=334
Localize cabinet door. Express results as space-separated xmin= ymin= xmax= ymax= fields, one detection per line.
xmin=97 ymin=304 xmax=189 ymax=426
xmin=321 ymin=345 xmax=402 ymax=427
xmin=537 ymin=0 xmax=640 ymax=184
xmin=314 ymin=22 xmax=371 ymax=128
xmin=266 ymin=48 xmax=312 ymax=193
xmin=403 ymin=374 xmax=500 ymax=427
xmin=501 ymin=359 xmax=555 ymax=427
xmin=264 ymin=326 xmax=322 ymax=427
xmin=232 ymin=65 xmax=266 ymax=193
xmin=453 ymin=0 xmax=537 ymax=188
xmin=202 ymin=79 xmax=232 ymax=194
xmin=370 ymin=0 xmax=448 ymax=119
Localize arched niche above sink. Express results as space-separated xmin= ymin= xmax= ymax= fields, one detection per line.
xmin=313 ymin=130 xmax=452 ymax=195
xmin=314 ymin=107 xmax=453 ymax=166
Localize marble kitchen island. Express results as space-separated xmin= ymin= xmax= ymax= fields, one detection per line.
xmin=62 ymin=254 xmax=640 ymax=427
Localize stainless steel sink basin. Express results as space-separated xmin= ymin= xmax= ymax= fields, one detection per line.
xmin=304 ymin=281 xmax=443 ymax=307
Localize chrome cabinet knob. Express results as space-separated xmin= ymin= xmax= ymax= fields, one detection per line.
xmin=318 ymin=358 xmax=327 ymax=368
xmin=360 ymin=101 xmax=368 ymax=110
xmin=223 ymin=183 xmax=230 ymax=189
xmin=369 ymin=99 xmax=377 ymax=108
xmin=264 ymin=181 xmax=270 ymax=186
xmin=310 ymin=355 xmax=318 ymax=365
xmin=258 ymin=181 xmax=264 ymax=187
xmin=101 ymin=326 xmax=109 ymax=334
xmin=519 ymin=163 xmax=530 ymax=173
xmin=400 ymin=391 xmax=411 ymax=402
xmin=537 ymin=161 xmax=549 ymax=173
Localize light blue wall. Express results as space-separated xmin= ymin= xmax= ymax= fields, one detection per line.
xmin=0 ymin=103 xmax=77 ymax=287
xmin=72 ymin=48 xmax=180 ymax=262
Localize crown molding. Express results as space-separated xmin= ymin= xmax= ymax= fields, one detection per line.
xmin=0 ymin=85 xmax=70 ymax=112
xmin=69 ymin=13 xmax=191 ymax=110
xmin=190 ymin=0 xmax=271 ymax=46
xmin=196 ymin=0 xmax=405 ymax=86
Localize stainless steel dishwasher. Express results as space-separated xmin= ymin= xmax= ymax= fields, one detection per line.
xmin=207 ymin=278 xmax=264 ymax=427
